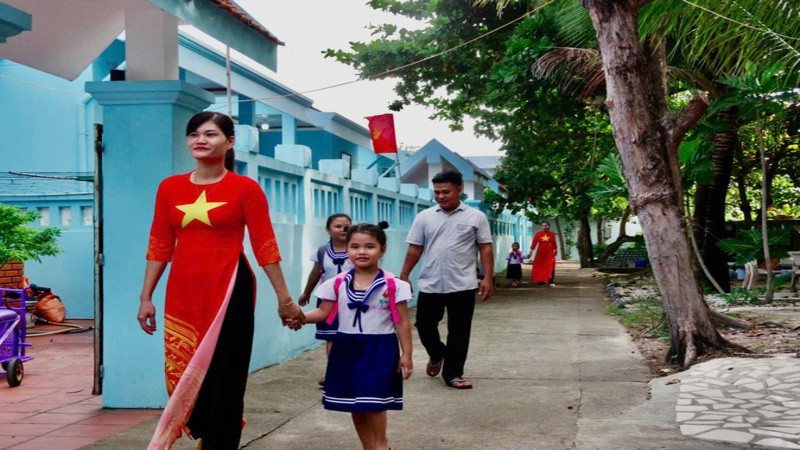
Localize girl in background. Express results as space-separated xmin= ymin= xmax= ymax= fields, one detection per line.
xmin=298 ymin=213 xmax=353 ymax=385
xmin=506 ymin=242 xmax=524 ymax=287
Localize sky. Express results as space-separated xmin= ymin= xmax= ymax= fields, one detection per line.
xmin=233 ymin=1 xmax=503 ymax=157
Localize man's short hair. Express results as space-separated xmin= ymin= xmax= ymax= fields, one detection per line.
xmin=431 ymin=170 xmax=463 ymax=187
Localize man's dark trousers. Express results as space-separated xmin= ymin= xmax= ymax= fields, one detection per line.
xmin=415 ymin=289 xmax=477 ymax=383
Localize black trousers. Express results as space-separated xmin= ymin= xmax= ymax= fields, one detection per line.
xmin=186 ymin=255 xmax=254 ymax=450
xmin=415 ymin=290 xmax=476 ymax=383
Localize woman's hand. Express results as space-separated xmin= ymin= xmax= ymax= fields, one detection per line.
xmin=297 ymin=293 xmax=310 ymax=307
xmin=278 ymin=299 xmax=305 ymax=329
xmin=283 ymin=317 xmax=303 ymax=330
xmin=398 ymin=353 xmax=413 ymax=380
xmin=137 ymin=299 xmax=157 ymax=335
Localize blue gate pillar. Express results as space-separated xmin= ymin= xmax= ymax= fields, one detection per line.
xmin=85 ymin=80 xmax=214 ymax=408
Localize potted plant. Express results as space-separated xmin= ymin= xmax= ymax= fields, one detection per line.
xmin=716 ymin=227 xmax=790 ymax=266
xmin=0 ymin=203 xmax=61 ymax=288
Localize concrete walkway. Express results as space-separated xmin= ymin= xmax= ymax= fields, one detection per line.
xmin=88 ymin=262 xmax=735 ymax=449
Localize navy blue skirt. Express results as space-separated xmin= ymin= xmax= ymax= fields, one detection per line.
xmin=323 ymin=332 xmax=403 ymax=412
xmin=314 ymin=297 xmax=338 ymax=341
xmin=506 ymin=263 xmax=522 ymax=280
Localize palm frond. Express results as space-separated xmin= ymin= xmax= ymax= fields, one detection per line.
xmin=639 ymin=0 xmax=800 ymax=78
xmin=531 ymin=47 xmax=604 ymax=98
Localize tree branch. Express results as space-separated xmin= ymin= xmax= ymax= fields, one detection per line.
xmin=709 ymin=309 xmax=754 ymax=330
xmin=667 ymin=93 xmax=709 ymax=153
xmin=596 ymin=234 xmax=637 ymax=266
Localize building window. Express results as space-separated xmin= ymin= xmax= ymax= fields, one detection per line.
xmin=82 ymin=206 xmax=93 ymax=226
xmin=38 ymin=207 xmax=50 ymax=226
xmin=60 ymin=207 xmax=72 ymax=227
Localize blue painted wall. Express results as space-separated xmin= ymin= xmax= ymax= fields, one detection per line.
xmin=259 ymin=129 xmax=364 ymax=171
xmin=259 ymin=130 xmax=280 ymax=158
xmin=297 ymin=130 xmax=335 ymax=165
xmin=0 ymin=57 xmax=99 ymax=319
xmin=0 ymin=59 xmax=95 ymax=173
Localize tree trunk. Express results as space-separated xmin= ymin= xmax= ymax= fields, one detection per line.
xmin=577 ymin=211 xmax=594 ymax=268
xmin=692 ymin=183 xmax=709 ymax=250
xmin=618 ymin=206 xmax=631 ymax=237
xmin=764 ymin=154 xmax=783 ymax=210
xmin=758 ymin=119 xmax=775 ymax=303
xmin=553 ymin=218 xmax=568 ymax=258
xmin=700 ymin=107 xmax=739 ymax=293
xmin=584 ymin=0 xmax=729 ymax=367
xmin=733 ymin=143 xmax=754 ymax=227
xmin=596 ymin=207 xmax=634 ymax=266
xmin=596 ymin=217 xmax=604 ymax=245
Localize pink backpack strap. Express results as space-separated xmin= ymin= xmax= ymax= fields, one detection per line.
xmin=324 ymin=272 xmax=349 ymax=325
xmin=383 ymin=271 xmax=401 ymax=324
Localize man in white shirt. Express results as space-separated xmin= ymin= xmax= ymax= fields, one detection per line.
xmin=400 ymin=170 xmax=494 ymax=389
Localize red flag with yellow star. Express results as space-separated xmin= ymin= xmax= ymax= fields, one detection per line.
xmin=365 ymin=113 xmax=398 ymax=154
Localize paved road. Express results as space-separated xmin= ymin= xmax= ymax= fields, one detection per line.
xmin=90 ymin=263 xmax=725 ymax=449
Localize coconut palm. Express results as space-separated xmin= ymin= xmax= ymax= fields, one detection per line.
xmin=480 ymin=0 xmax=800 ymax=366
xmin=523 ymin=0 xmax=800 ymax=292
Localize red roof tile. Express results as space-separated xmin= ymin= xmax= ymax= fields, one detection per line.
xmin=208 ymin=0 xmax=284 ymax=45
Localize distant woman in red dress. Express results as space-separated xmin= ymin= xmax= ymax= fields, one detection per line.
xmin=527 ymin=221 xmax=558 ymax=286
xmin=136 ymin=112 xmax=304 ymax=449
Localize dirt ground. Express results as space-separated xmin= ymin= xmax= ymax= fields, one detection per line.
xmin=633 ymin=319 xmax=800 ymax=377
xmin=604 ymin=272 xmax=800 ymax=377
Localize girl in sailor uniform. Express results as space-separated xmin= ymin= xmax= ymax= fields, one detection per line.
xmin=301 ymin=222 xmax=413 ymax=450
xmin=298 ymin=213 xmax=353 ymax=385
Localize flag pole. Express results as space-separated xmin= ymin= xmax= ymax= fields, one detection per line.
xmin=394 ymin=147 xmax=402 ymax=182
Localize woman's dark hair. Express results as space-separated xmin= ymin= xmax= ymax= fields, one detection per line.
xmin=326 ymin=213 xmax=352 ymax=230
xmin=186 ymin=111 xmax=236 ymax=171
xmin=431 ymin=170 xmax=463 ymax=187
xmin=346 ymin=222 xmax=387 ymax=247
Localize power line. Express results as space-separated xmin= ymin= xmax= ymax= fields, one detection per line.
xmin=6 ymin=0 xmax=798 ymax=108
xmin=210 ymin=1 xmax=556 ymax=108
xmin=0 ymin=74 xmax=90 ymax=98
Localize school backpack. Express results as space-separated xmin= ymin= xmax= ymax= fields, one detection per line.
xmin=325 ymin=270 xmax=401 ymax=325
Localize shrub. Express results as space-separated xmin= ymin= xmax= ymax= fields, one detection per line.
xmin=0 ymin=203 xmax=61 ymax=267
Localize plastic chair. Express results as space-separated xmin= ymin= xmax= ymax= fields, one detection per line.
xmin=742 ymin=261 xmax=762 ymax=290
xmin=743 ymin=256 xmax=799 ymax=290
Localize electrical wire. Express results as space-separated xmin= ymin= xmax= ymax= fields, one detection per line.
xmin=0 ymin=74 xmax=91 ymax=98
xmin=5 ymin=0 xmax=797 ymax=108
xmin=211 ymin=1 xmax=556 ymax=108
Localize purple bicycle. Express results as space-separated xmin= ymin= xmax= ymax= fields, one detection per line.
xmin=0 ymin=287 xmax=34 ymax=387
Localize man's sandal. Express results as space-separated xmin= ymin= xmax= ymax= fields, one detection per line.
xmin=426 ymin=358 xmax=443 ymax=377
xmin=446 ymin=377 xmax=473 ymax=389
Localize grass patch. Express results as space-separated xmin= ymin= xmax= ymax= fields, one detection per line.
xmin=610 ymin=298 xmax=670 ymax=341
xmin=720 ymin=287 xmax=762 ymax=305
